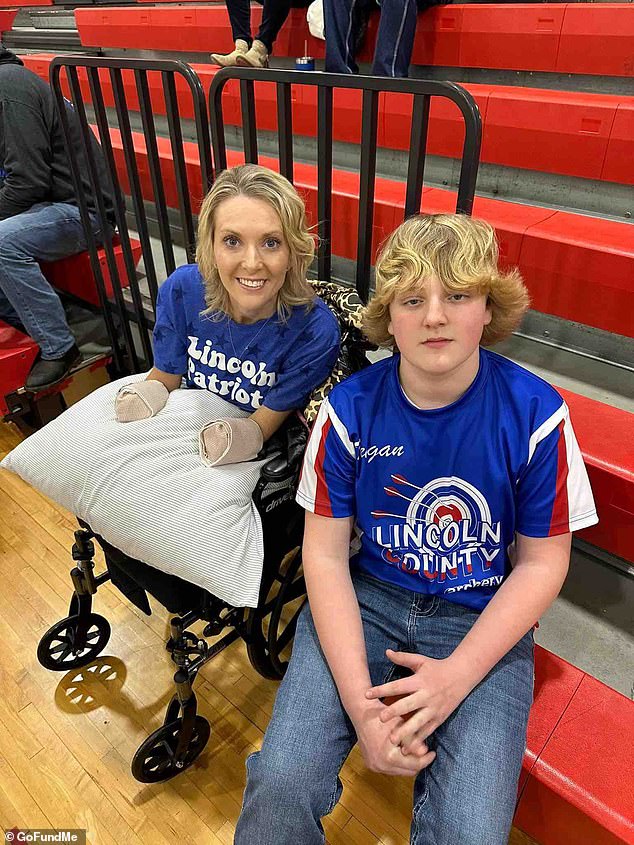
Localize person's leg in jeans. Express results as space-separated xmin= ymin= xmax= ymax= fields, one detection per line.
xmin=408 ymin=601 xmax=534 ymax=845
xmin=225 ymin=0 xmax=253 ymax=43
xmin=0 ymin=201 xmax=103 ymax=386
xmin=256 ymin=0 xmax=292 ymax=53
xmin=238 ymin=0 xmax=295 ymax=67
xmin=324 ymin=0 xmax=375 ymax=74
xmin=235 ymin=572 xmax=418 ymax=845
xmin=372 ymin=0 xmax=418 ymax=77
xmin=235 ymin=572 xmax=533 ymax=844
xmin=211 ymin=0 xmax=252 ymax=66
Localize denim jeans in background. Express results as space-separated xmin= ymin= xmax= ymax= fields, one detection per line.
xmin=0 ymin=201 xmax=104 ymax=359
xmin=324 ymin=0 xmax=418 ymax=77
xmin=234 ymin=571 xmax=534 ymax=845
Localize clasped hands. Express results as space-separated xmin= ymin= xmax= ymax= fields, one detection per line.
xmin=354 ymin=650 xmax=468 ymax=778
xmin=114 ymin=380 xmax=263 ymax=466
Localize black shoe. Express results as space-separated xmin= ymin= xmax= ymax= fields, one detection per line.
xmin=25 ymin=343 xmax=82 ymax=392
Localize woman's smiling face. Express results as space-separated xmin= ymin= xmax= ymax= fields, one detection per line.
xmin=213 ymin=195 xmax=291 ymax=324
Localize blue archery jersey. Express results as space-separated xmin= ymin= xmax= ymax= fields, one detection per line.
xmin=297 ymin=350 xmax=598 ymax=611
xmin=152 ymin=264 xmax=340 ymax=413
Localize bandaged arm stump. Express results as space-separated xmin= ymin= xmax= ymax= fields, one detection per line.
xmin=115 ymin=368 xmax=182 ymax=422
xmin=115 ymin=380 xmax=170 ymax=422
xmin=199 ymin=417 xmax=264 ymax=467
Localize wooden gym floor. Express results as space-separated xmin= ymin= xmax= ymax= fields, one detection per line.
xmin=0 ymin=420 xmax=537 ymax=845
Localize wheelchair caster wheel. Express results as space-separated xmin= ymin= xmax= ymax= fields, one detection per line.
xmin=131 ymin=716 xmax=211 ymax=783
xmin=37 ymin=613 xmax=111 ymax=671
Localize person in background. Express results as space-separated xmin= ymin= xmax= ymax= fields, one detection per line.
xmin=324 ymin=0 xmax=445 ymax=78
xmin=211 ymin=0 xmax=310 ymax=69
xmin=0 ymin=45 xmax=116 ymax=390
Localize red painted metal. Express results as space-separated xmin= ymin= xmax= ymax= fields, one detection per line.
xmin=0 ymin=323 xmax=39 ymax=418
xmin=516 ymin=673 xmax=634 ymax=844
xmin=558 ymin=388 xmax=634 ymax=565
xmin=602 ymin=103 xmax=634 ymax=186
xmin=74 ymin=5 xmax=634 ymax=77
xmin=557 ymin=3 xmax=634 ymax=78
xmin=40 ymin=238 xmax=142 ymax=309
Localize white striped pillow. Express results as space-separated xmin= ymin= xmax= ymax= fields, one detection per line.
xmin=1 ymin=374 xmax=267 ymax=607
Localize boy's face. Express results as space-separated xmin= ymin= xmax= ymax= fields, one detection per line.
xmin=388 ymin=274 xmax=492 ymax=385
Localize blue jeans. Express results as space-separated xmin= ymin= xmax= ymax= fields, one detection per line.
xmin=0 ymin=202 xmax=104 ymax=359
xmin=235 ymin=571 xmax=534 ymax=845
xmin=324 ymin=0 xmax=418 ymax=77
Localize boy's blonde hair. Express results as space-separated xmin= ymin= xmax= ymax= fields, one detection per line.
xmin=196 ymin=164 xmax=316 ymax=320
xmin=362 ymin=214 xmax=529 ymax=347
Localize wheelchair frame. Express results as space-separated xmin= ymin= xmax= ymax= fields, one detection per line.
xmin=36 ymin=57 xmax=481 ymax=782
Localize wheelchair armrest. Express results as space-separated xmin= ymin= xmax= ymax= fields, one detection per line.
xmin=259 ymin=416 xmax=308 ymax=482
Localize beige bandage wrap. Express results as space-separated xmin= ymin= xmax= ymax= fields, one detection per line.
xmin=115 ymin=380 xmax=169 ymax=422
xmin=199 ymin=417 xmax=264 ymax=467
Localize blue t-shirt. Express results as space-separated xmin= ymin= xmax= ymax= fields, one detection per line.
xmin=297 ymin=349 xmax=598 ymax=611
xmin=152 ymin=264 xmax=340 ymax=413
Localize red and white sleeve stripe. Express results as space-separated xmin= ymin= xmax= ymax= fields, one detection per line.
xmin=528 ymin=403 xmax=598 ymax=533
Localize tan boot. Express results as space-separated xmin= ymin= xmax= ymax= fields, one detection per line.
xmin=236 ymin=39 xmax=269 ymax=68
xmin=210 ymin=39 xmax=249 ymax=68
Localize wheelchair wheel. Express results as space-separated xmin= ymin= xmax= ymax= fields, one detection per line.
xmin=245 ymin=546 xmax=305 ymax=681
xmin=131 ymin=715 xmax=211 ymax=783
xmin=37 ymin=613 xmax=111 ymax=671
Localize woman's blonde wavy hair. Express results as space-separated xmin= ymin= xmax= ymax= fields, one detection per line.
xmin=362 ymin=213 xmax=530 ymax=347
xmin=196 ymin=164 xmax=316 ymax=320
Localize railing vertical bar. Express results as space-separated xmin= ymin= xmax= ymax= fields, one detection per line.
xmin=107 ymin=68 xmax=160 ymax=314
xmin=317 ymin=85 xmax=333 ymax=283
xmin=184 ymin=68 xmax=214 ymax=194
xmin=356 ymin=88 xmax=379 ymax=302
xmin=210 ymin=79 xmax=228 ymax=174
xmin=135 ymin=68 xmax=176 ymax=277
xmin=49 ymin=63 xmax=124 ymax=373
xmin=65 ymin=65 xmax=140 ymax=372
xmin=103 ymin=68 xmax=154 ymax=359
xmin=276 ymin=81 xmax=293 ymax=182
xmin=456 ymin=97 xmax=482 ymax=214
xmin=162 ymin=71 xmax=197 ymax=263
xmin=404 ymin=93 xmax=430 ymax=219
xmin=240 ymin=78 xmax=258 ymax=164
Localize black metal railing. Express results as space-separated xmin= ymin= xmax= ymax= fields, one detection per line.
xmin=49 ymin=56 xmax=212 ymax=374
xmin=51 ymin=58 xmax=481 ymax=374
xmin=210 ymin=68 xmax=481 ymax=302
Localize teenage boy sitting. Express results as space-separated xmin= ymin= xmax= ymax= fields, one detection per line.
xmin=234 ymin=213 xmax=598 ymax=845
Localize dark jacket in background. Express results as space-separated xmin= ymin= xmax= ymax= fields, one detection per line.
xmin=0 ymin=46 xmax=116 ymax=225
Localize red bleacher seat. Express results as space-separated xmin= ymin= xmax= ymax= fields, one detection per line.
xmin=482 ymin=88 xmax=619 ymax=182
xmin=26 ymin=55 xmax=634 ymax=186
xmin=518 ymin=212 xmax=634 ymax=338
xmin=40 ymin=237 xmax=142 ymax=309
xmin=73 ymin=4 xmax=634 ymax=78
xmin=457 ymin=4 xmax=565 ymax=73
xmin=559 ymin=388 xmax=634 ymax=566
xmin=0 ymin=10 xmax=17 ymax=33
xmin=556 ymin=3 xmax=634 ymax=78
xmin=0 ymin=322 xmax=39 ymax=418
xmin=517 ymin=649 xmax=634 ymax=845
xmin=95 ymin=125 xmax=634 ymax=340
xmin=519 ymin=646 xmax=584 ymax=795
xmin=602 ymin=103 xmax=634 ymax=186
xmin=26 ymin=55 xmax=634 ymax=189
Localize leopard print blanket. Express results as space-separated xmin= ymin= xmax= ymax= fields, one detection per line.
xmin=303 ymin=280 xmax=374 ymax=425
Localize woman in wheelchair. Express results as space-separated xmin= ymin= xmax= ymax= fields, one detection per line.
xmin=115 ymin=163 xmax=340 ymax=464
xmin=14 ymin=163 xmax=367 ymax=784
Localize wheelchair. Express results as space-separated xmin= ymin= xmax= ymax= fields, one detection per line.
xmin=35 ymin=279 xmax=371 ymax=783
